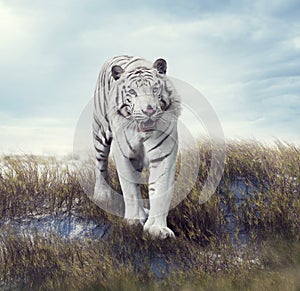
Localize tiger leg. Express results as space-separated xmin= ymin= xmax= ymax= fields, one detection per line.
xmin=143 ymin=143 xmax=178 ymax=239
xmin=113 ymin=148 xmax=148 ymax=225
xmin=93 ymin=128 xmax=112 ymax=202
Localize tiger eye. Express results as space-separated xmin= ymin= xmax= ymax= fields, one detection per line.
xmin=128 ymin=89 xmax=136 ymax=95
xmin=152 ymin=87 xmax=159 ymax=94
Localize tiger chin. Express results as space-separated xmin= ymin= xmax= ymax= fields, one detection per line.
xmin=92 ymin=55 xmax=181 ymax=239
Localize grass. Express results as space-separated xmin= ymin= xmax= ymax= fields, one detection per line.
xmin=0 ymin=140 xmax=299 ymax=290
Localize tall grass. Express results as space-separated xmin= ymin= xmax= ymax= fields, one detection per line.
xmin=0 ymin=140 xmax=299 ymax=290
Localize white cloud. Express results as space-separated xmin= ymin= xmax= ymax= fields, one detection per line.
xmin=0 ymin=1 xmax=300 ymax=155
xmin=291 ymin=36 xmax=300 ymax=50
xmin=131 ymin=15 xmax=251 ymax=42
xmin=0 ymin=2 xmax=41 ymax=63
xmin=0 ymin=114 xmax=74 ymax=155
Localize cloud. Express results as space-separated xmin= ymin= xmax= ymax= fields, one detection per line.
xmin=0 ymin=113 xmax=74 ymax=155
xmin=0 ymin=2 xmax=36 ymax=62
xmin=0 ymin=0 xmax=299 ymax=155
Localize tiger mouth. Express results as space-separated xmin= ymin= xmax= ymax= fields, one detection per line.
xmin=139 ymin=119 xmax=156 ymax=132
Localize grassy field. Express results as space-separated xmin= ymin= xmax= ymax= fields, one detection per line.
xmin=0 ymin=140 xmax=299 ymax=290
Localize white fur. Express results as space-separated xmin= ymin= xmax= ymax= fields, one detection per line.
xmin=93 ymin=56 xmax=181 ymax=239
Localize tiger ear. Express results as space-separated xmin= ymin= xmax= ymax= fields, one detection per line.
xmin=153 ymin=58 xmax=167 ymax=74
xmin=112 ymin=65 xmax=124 ymax=80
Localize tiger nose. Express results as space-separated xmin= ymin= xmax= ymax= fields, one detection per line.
xmin=142 ymin=105 xmax=156 ymax=117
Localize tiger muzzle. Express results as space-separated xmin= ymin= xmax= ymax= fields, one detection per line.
xmin=139 ymin=119 xmax=156 ymax=132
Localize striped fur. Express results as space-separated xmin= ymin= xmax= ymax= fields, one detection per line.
xmin=93 ymin=55 xmax=181 ymax=239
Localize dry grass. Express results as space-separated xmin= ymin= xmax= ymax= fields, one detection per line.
xmin=0 ymin=140 xmax=299 ymax=290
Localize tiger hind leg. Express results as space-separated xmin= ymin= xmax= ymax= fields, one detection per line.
xmin=94 ymin=160 xmax=112 ymax=202
xmin=93 ymin=131 xmax=112 ymax=203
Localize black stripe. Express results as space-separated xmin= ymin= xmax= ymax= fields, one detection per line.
xmin=101 ymin=71 xmax=106 ymax=111
xmin=95 ymin=146 xmax=106 ymax=154
xmin=93 ymin=113 xmax=102 ymax=126
xmin=93 ymin=128 xmax=112 ymax=146
xmin=119 ymin=103 xmax=128 ymax=110
xmin=115 ymin=86 xmax=120 ymax=107
xmin=135 ymin=66 xmax=151 ymax=72
xmin=121 ymin=152 xmax=130 ymax=159
xmin=150 ymin=153 xmax=170 ymax=163
xmin=94 ymin=134 xmax=107 ymax=147
xmin=126 ymin=71 xmax=136 ymax=79
xmin=149 ymin=187 xmax=155 ymax=192
xmin=155 ymin=123 xmax=171 ymax=139
xmin=97 ymin=153 xmax=107 ymax=159
xmin=96 ymin=156 xmax=107 ymax=162
xmin=149 ymin=142 xmax=176 ymax=163
xmin=104 ymin=113 xmax=109 ymax=124
xmin=148 ymin=133 xmax=170 ymax=152
xmin=128 ymin=71 xmax=153 ymax=81
xmin=93 ymin=117 xmax=112 ymax=144
xmin=128 ymin=78 xmax=139 ymax=88
xmin=123 ymin=57 xmax=143 ymax=69
xmin=160 ymin=98 xmax=167 ymax=109
xmin=164 ymin=102 xmax=171 ymax=111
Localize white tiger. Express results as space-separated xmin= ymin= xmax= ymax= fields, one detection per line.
xmin=92 ymin=55 xmax=181 ymax=239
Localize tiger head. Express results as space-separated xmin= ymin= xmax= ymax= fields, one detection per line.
xmin=111 ymin=59 xmax=179 ymax=132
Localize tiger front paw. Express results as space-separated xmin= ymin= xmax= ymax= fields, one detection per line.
xmin=144 ymin=224 xmax=175 ymax=239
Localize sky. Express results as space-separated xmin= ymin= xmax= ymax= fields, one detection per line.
xmin=0 ymin=0 xmax=299 ymax=155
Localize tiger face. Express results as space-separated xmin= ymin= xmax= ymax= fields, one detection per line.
xmin=112 ymin=59 xmax=172 ymax=132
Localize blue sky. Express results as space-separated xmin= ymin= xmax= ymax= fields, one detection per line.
xmin=0 ymin=0 xmax=299 ymax=154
